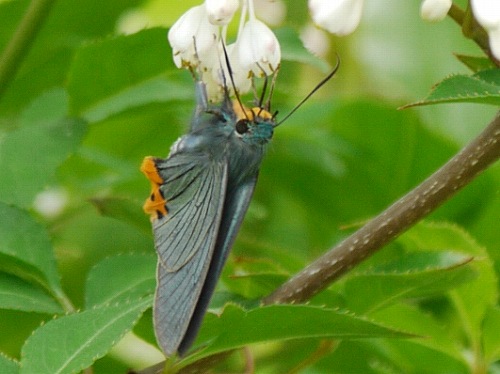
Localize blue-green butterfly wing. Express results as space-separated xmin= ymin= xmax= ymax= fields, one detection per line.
xmin=151 ymin=153 xmax=228 ymax=356
xmin=176 ymin=175 xmax=259 ymax=355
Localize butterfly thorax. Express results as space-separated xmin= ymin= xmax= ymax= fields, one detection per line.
xmin=225 ymin=101 xmax=274 ymax=186
xmin=169 ymin=99 xmax=274 ymax=187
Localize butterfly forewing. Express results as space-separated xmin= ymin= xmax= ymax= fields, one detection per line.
xmin=153 ymin=154 xmax=225 ymax=271
xmin=152 ymin=155 xmax=228 ymax=355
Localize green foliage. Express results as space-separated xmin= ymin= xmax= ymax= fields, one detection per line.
xmin=20 ymin=297 xmax=152 ymax=374
xmin=0 ymin=353 xmax=19 ymax=374
xmin=0 ymin=203 xmax=66 ymax=311
xmin=85 ymin=254 xmax=156 ymax=308
xmin=405 ymin=69 xmax=500 ymax=108
xmin=184 ymin=304 xmax=413 ymax=366
xmin=0 ymin=90 xmax=87 ymax=207
xmin=0 ymin=1 xmax=499 ymax=373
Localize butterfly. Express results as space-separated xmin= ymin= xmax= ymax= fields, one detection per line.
xmin=141 ymin=61 xmax=338 ymax=357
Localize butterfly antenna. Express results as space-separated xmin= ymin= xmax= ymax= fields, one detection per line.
xmin=217 ymin=55 xmax=231 ymax=102
xmin=275 ymin=55 xmax=340 ymax=127
xmin=255 ymin=63 xmax=269 ymax=110
xmin=265 ymin=66 xmax=280 ymax=112
xmin=221 ymin=40 xmax=249 ymax=120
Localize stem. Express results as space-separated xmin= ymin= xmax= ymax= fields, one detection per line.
xmin=448 ymin=3 xmax=465 ymax=26
xmin=56 ymin=291 xmax=76 ymax=313
xmin=263 ymin=112 xmax=500 ymax=304
xmin=448 ymin=3 xmax=498 ymax=66
xmin=287 ymin=340 xmax=337 ymax=374
xmin=247 ymin=0 xmax=256 ymax=22
xmin=0 ymin=0 xmax=57 ymax=101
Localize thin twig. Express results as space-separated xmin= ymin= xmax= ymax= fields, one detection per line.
xmin=263 ymin=112 xmax=500 ymax=304
xmin=448 ymin=3 xmax=465 ymax=26
xmin=287 ymin=340 xmax=338 ymax=374
xmin=0 ymin=0 xmax=57 ymax=101
xmin=448 ymin=3 xmax=498 ymax=66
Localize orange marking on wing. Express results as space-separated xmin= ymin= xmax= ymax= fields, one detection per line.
xmin=143 ymin=185 xmax=168 ymax=219
xmin=141 ymin=156 xmax=164 ymax=184
xmin=141 ymin=156 xmax=168 ymax=220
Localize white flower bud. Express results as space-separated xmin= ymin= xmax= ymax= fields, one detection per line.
xmin=254 ymin=0 xmax=287 ymax=26
xmin=237 ymin=19 xmax=281 ymax=76
xmin=308 ymin=0 xmax=363 ymax=36
xmin=203 ymin=69 xmax=226 ymax=102
xmin=167 ymin=5 xmax=219 ymax=68
xmin=301 ymin=24 xmax=330 ymax=57
xmin=471 ymin=0 xmax=500 ymax=30
xmin=420 ymin=0 xmax=452 ymax=22
xmin=486 ymin=26 xmax=500 ymax=59
xmin=205 ymin=0 xmax=239 ymax=26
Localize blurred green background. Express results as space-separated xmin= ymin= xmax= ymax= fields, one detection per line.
xmin=0 ymin=0 xmax=499 ymax=372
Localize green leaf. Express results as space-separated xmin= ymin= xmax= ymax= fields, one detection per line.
xmin=454 ymin=54 xmax=497 ymax=72
xmin=401 ymin=222 xmax=497 ymax=356
xmin=223 ymin=256 xmax=290 ymax=299
xmin=482 ymin=307 xmax=500 ymax=363
xmin=367 ymin=340 xmax=469 ymax=374
xmin=0 ymin=273 xmax=62 ymax=314
xmin=369 ymin=304 xmax=466 ymax=364
xmin=342 ymin=251 xmax=475 ymax=313
xmin=67 ymin=28 xmax=192 ymax=121
xmin=225 ymin=273 xmax=289 ymax=300
xmin=0 ymin=0 xmax=144 ymax=116
xmin=0 ymin=203 xmax=65 ymax=305
xmin=20 ymin=297 xmax=152 ymax=374
xmin=403 ymin=69 xmax=500 ymax=108
xmin=0 ymin=89 xmax=87 ymax=207
xmin=0 ymin=353 xmax=19 ymax=374
xmin=184 ymin=304 xmax=413 ymax=364
xmin=85 ymin=254 xmax=156 ymax=308
xmin=89 ymin=197 xmax=151 ymax=235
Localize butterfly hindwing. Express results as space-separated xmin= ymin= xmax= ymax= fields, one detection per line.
xmin=176 ymin=174 xmax=259 ymax=355
xmin=151 ymin=153 xmax=228 ymax=356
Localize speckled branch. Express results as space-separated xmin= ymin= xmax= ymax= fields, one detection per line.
xmin=262 ymin=111 xmax=500 ymax=305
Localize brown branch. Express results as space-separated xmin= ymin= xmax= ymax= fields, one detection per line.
xmin=263 ymin=112 xmax=500 ymax=304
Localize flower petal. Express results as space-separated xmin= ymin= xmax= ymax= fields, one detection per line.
xmin=420 ymin=0 xmax=452 ymax=22
xmin=309 ymin=0 xmax=363 ymax=36
xmin=471 ymin=0 xmax=500 ymax=30
xmin=238 ymin=19 xmax=281 ymax=76
xmin=205 ymin=0 xmax=239 ymax=26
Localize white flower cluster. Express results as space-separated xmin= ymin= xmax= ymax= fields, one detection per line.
xmin=167 ymin=0 xmax=282 ymax=99
xmin=168 ymin=0 xmax=369 ymax=98
xmin=420 ymin=0 xmax=500 ymax=60
xmin=471 ymin=0 xmax=500 ymax=59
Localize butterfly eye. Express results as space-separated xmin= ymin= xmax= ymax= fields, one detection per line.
xmin=235 ymin=119 xmax=249 ymax=135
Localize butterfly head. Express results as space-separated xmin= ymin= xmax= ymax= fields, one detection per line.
xmin=231 ymin=101 xmax=274 ymax=145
